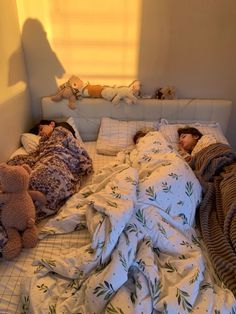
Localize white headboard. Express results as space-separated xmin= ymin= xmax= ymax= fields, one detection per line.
xmin=41 ymin=97 xmax=232 ymax=141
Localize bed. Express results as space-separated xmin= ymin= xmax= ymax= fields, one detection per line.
xmin=0 ymin=97 xmax=236 ymax=313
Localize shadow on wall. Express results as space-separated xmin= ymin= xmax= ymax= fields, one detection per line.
xmin=8 ymin=18 xmax=65 ymax=120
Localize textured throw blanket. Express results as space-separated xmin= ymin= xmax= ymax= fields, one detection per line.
xmin=19 ymin=132 xmax=236 ymax=313
xmin=190 ymin=143 xmax=236 ymax=295
xmin=0 ymin=127 xmax=93 ymax=255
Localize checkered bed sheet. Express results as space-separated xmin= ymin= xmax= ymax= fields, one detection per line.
xmin=0 ymin=142 xmax=115 ymax=314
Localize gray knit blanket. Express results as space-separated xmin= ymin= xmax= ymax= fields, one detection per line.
xmin=190 ymin=143 xmax=236 ymax=294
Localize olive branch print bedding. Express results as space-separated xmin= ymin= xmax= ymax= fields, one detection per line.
xmin=20 ymin=132 xmax=236 ymax=313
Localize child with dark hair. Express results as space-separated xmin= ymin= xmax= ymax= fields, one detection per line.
xmin=177 ymin=126 xmax=203 ymax=162
xmin=30 ymin=120 xmax=76 ymax=138
xmin=178 ymin=127 xmax=203 ymax=153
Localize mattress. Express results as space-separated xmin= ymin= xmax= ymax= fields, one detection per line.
xmin=0 ymin=141 xmax=116 ymax=314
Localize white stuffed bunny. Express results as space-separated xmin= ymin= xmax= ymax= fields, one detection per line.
xmin=101 ymin=80 xmax=141 ymax=105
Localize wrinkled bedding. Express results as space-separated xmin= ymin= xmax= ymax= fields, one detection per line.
xmin=19 ymin=132 xmax=236 ymax=313
xmin=190 ymin=142 xmax=236 ymax=295
xmin=0 ymin=127 xmax=93 ymax=255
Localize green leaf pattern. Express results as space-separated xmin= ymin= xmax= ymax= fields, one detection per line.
xmin=145 ymin=186 xmax=157 ymax=201
xmin=164 ymin=262 xmax=177 ymax=273
xmin=125 ymin=176 xmax=138 ymax=186
xmin=37 ymin=283 xmax=48 ymax=293
xmin=21 ymin=295 xmax=30 ymax=314
xmin=106 ymin=200 xmax=118 ymax=208
xmin=162 ymin=182 xmax=172 ymax=193
xmin=93 ymin=281 xmax=115 ymax=300
xmin=110 ymin=186 xmax=121 ymax=199
xmin=150 ymin=278 xmax=162 ymax=302
xmin=106 ymin=303 xmax=125 ymax=314
xmin=185 ymin=181 xmax=193 ymax=197
xmin=176 ymin=288 xmax=193 ymax=313
xmin=118 ymin=250 xmax=128 ymax=272
xmin=135 ymin=208 xmax=147 ymax=227
xmin=40 ymin=259 xmax=56 ymax=271
xmin=189 ymin=269 xmax=200 ymax=284
xmin=48 ymin=304 xmax=56 ymax=314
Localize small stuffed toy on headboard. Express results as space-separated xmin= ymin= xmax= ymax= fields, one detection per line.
xmin=51 ymin=75 xmax=84 ymax=109
xmin=153 ymin=86 xmax=176 ymax=100
xmin=51 ymin=76 xmax=141 ymax=109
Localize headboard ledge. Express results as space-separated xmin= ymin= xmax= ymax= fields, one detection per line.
xmin=41 ymin=97 xmax=232 ymax=141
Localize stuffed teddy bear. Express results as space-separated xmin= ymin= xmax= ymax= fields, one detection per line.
xmin=153 ymin=86 xmax=176 ymax=100
xmin=51 ymin=75 xmax=84 ymax=109
xmin=51 ymin=76 xmax=141 ymax=108
xmin=0 ymin=163 xmax=46 ymax=260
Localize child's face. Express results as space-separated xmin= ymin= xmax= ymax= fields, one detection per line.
xmin=38 ymin=124 xmax=54 ymax=137
xmin=179 ymin=133 xmax=199 ymax=153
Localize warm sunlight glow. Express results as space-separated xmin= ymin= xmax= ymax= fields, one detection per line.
xmin=17 ymin=0 xmax=141 ymax=85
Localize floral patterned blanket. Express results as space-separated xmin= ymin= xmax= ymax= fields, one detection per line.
xmin=20 ymin=132 xmax=236 ymax=313
xmin=0 ymin=127 xmax=93 ymax=255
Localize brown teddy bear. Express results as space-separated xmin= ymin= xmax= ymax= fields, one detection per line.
xmin=51 ymin=75 xmax=84 ymax=109
xmin=0 ymin=163 xmax=46 ymax=260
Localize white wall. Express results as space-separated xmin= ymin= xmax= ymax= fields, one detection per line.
xmin=0 ymin=0 xmax=32 ymax=162
xmin=138 ymin=0 xmax=236 ymax=149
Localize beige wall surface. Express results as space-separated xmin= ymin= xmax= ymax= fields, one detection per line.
xmin=11 ymin=0 xmax=236 ymax=149
xmin=18 ymin=0 xmax=236 ymax=149
xmin=138 ymin=0 xmax=236 ymax=148
xmin=0 ymin=0 xmax=32 ymax=162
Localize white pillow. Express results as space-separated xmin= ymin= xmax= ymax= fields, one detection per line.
xmin=21 ymin=133 xmax=41 ymax=153
xmin=96 ymin=117 xmax=159 ymax=155
xmin=9 ymin=147 xmax=28 ymax=159
xmin=66 ymin=117 xmax=83 ymax=143
xmin=191 ymin=134 xmax=218 ymax=156
xmin=159 ymin=120 xmax=228 ymax=148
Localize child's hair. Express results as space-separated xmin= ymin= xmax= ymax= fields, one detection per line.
xmin=133 ymin=127 xmax=156 ymax=144
xmin=29 ymin=120 xmax=54 ymax=135
xmin=177 ymin=126 xmax=203 ymax=138
xmin=133 ymin=130 xmax=148 ymax=144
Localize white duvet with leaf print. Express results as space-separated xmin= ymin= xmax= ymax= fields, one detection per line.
xmin=20 ymin=131 xmax=236 ymax=314
xmin=129 ymin=131 xmax=202 ymax=227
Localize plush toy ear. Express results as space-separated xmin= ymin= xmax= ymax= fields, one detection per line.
xmin=22 ymin=164 xmax=31 ymax=175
